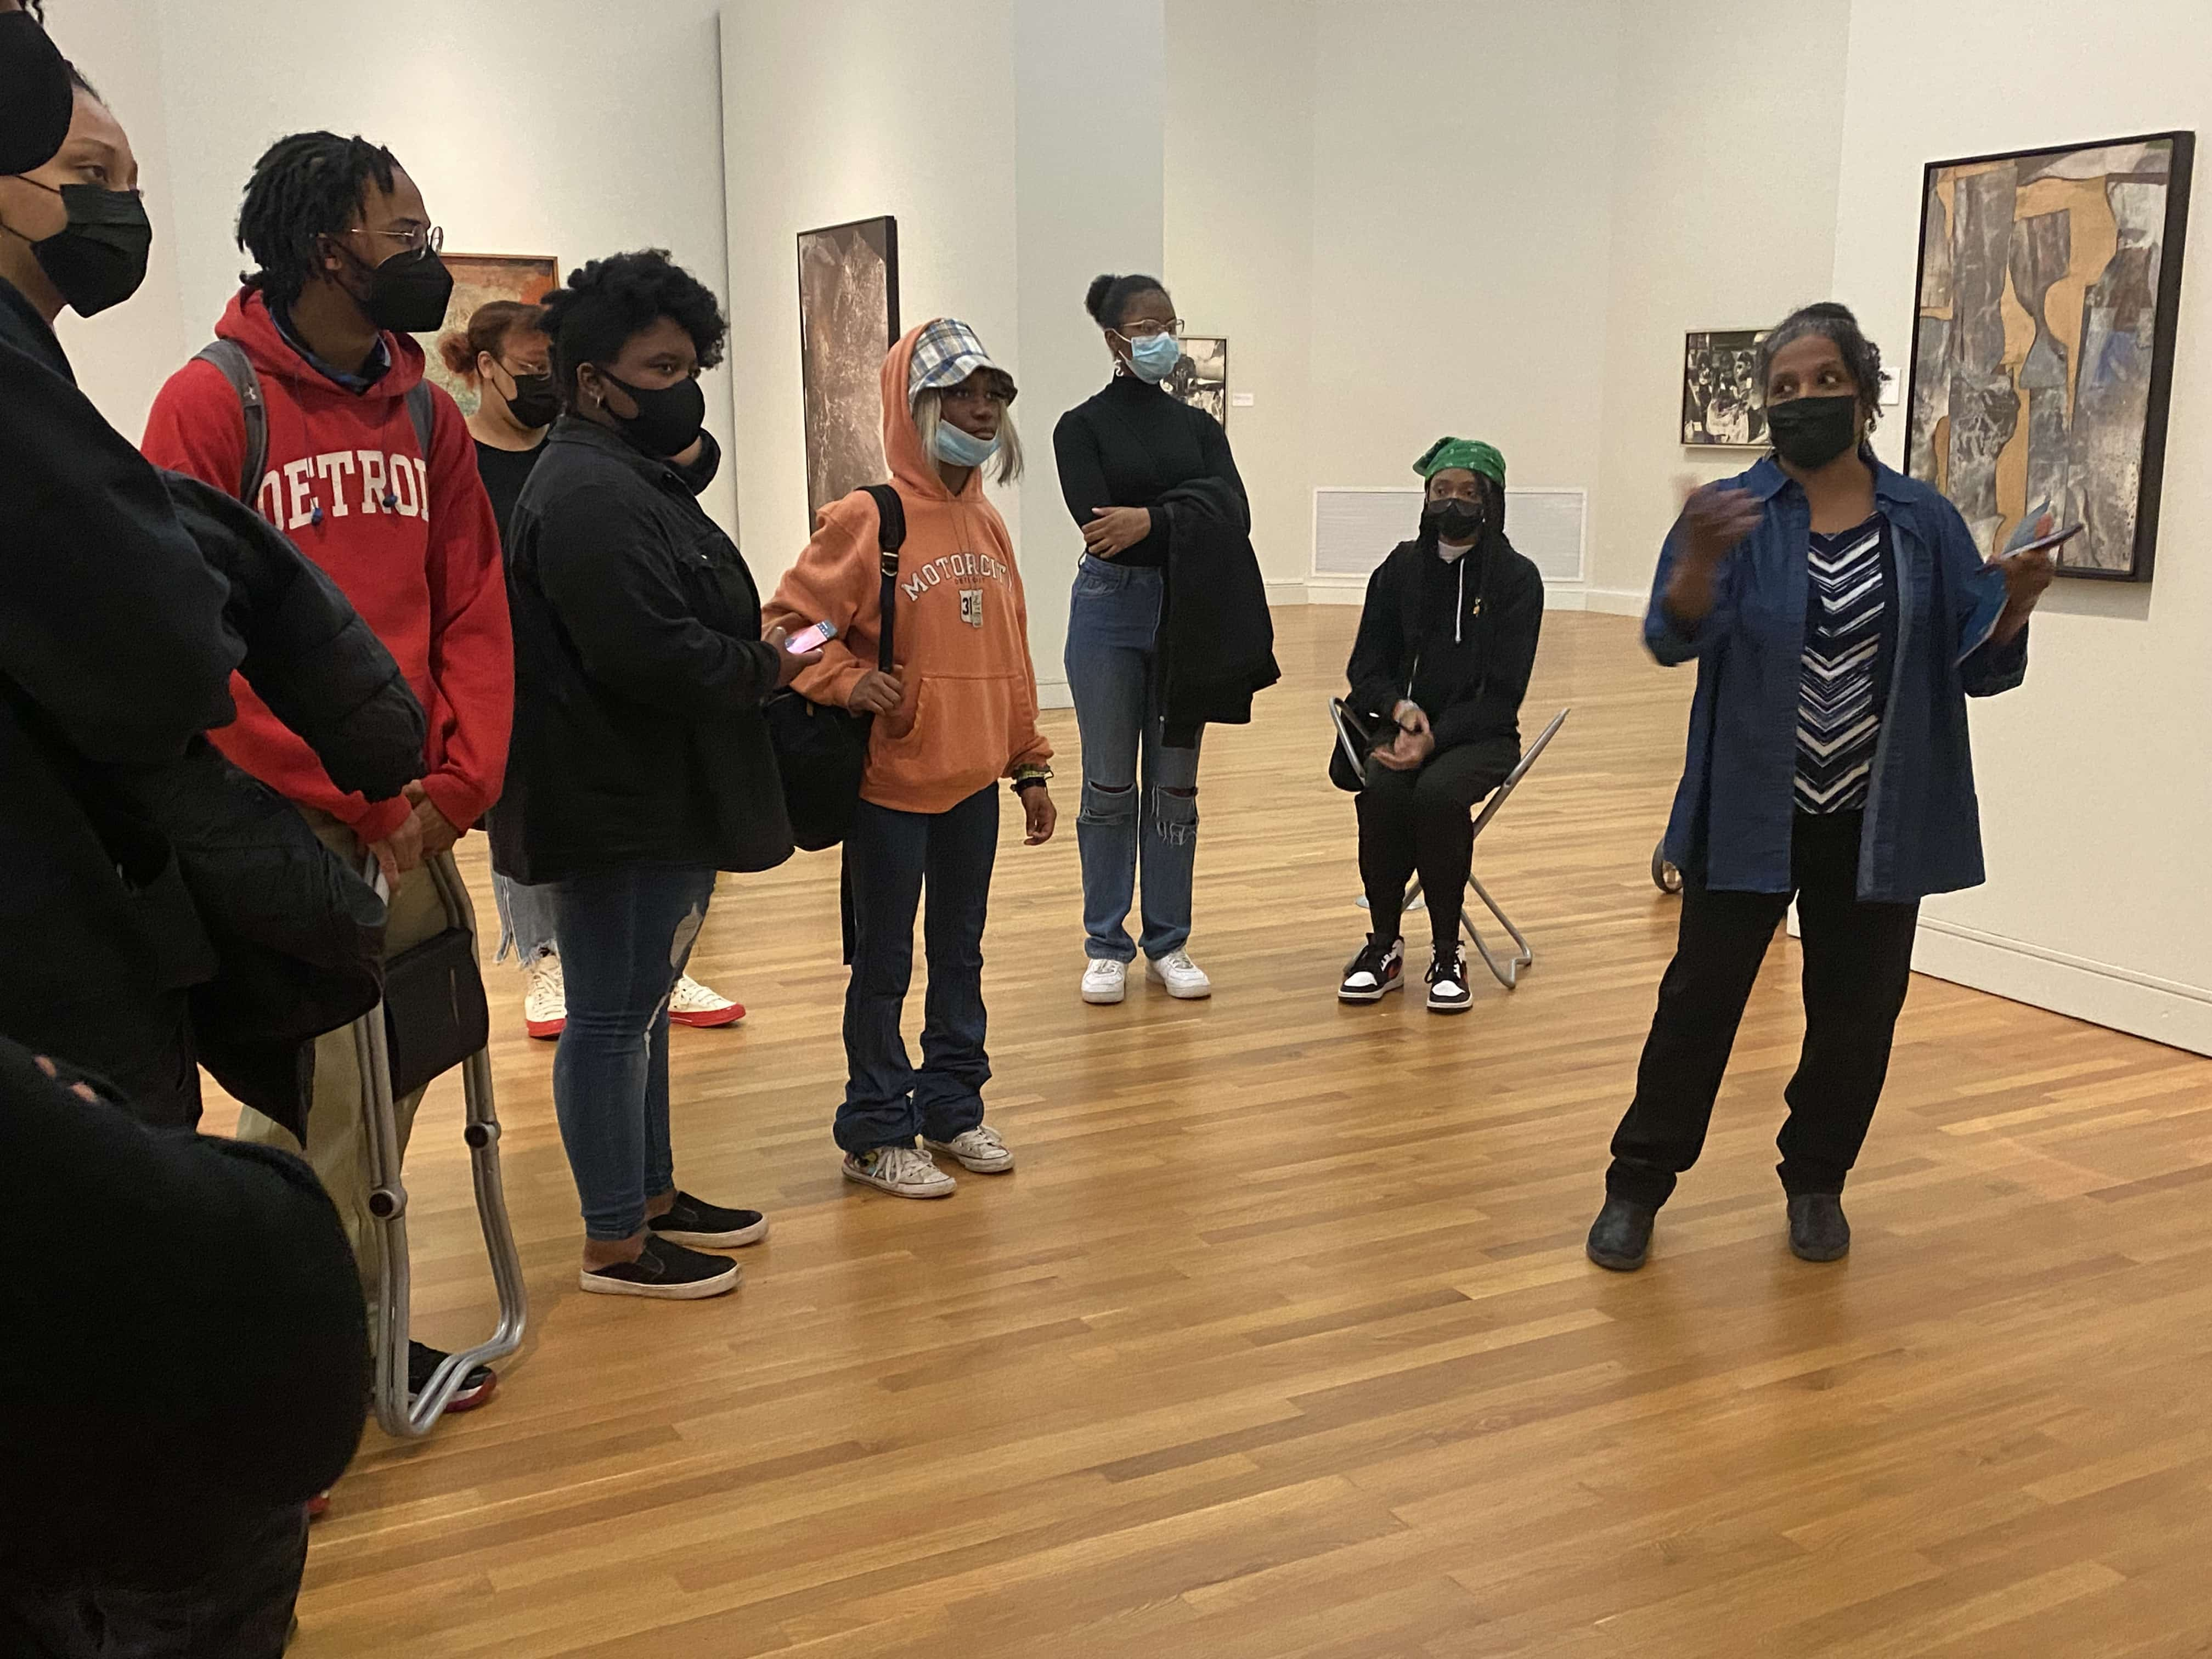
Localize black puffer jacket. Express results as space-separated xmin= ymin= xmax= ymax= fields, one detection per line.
xmin=0 ymin=279 xmax=424 ymax=1131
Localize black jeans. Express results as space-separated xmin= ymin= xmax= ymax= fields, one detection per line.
xmin=837 ymin=785 xmax=998 ymax=1155
xmin=0 ymin=1503 xmax=308 ymax=1658
xmin=1606 ymin=810 xmax=1920 ymax=1208
xmin=1356 ymin=735 xmax=1517 ymax=952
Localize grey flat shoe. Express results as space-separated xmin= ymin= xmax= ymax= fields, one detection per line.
xmin=1585 ymin=1196 xmax=1656 ymax=1272
xmin=1787 ymin=1193 xmax=1851 ymax=1262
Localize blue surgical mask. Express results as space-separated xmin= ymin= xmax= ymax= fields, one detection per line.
xmin=1124 ymin=331 xmax=1183 ymax=385
xmin=932 ymin=418 xmax=1002 ymax=469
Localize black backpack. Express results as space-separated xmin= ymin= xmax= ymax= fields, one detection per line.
xmin=765 ymin=483 xmax=904 ymax=852
xmin=193 ymin=338 xmax=436 ymax=504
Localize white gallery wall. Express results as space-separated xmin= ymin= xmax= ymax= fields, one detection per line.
xmin=719 ymin=0 xmax=1165 ymax=702
xmin=46 ymin=0 xmax=738 ymax=527
xmin=1832 ymin=0 xmax=2212 ymax=1053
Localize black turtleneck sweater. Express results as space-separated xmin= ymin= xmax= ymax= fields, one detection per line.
xmin=1052 ymin=374 xmax=1245 ymax=569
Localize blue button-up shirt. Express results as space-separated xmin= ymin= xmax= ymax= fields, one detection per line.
xmin=1650 ymin=455 xmax=2028 ymax=904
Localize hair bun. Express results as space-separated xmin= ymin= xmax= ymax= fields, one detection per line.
xmin=1084 ymin=274 xmax=1119 ymax=323
xmin=436 ymin=331 xmax=477 ymax=377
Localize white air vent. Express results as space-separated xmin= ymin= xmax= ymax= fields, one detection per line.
xmin=1312 ymin=487 xmax=1587 ymax=585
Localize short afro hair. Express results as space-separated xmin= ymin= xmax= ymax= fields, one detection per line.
xmin=1756 ymin=302 xmax=1886 ymax=428
xmin=540 ymin=249 xmax=728 ymax=410
xmin=237 ymin=131 xmax=401 ymax=310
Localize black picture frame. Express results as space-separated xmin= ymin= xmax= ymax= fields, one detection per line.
xmin=1680 ymin=329 xmax=1770 ymax=449
xmin=1903 ymin=131 xmax=2194 ymax=583
xmin=797 ymin=216 xmax=902 ymax=517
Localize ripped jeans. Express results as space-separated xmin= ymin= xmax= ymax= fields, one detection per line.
xmin=548 ymin=865 xmax=716 ymax=1240
xmin=1065 ymin=555 xmax=1200 ymax=964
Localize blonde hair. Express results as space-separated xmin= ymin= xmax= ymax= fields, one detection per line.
xmin=912 ymin=389 xmax=1025 ymax=486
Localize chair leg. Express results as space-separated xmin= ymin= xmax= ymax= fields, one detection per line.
xmin=1459 ymin=873 xmax=1535 ymax=990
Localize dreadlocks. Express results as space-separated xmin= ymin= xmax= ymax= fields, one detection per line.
xmin=235 ymin=130 xmax=400 ymax=310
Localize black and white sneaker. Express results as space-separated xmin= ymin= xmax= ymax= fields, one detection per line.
xmin=580 ymin=1235 xmax=741 ymax=1300
xmin=1339 ymin=934 xmax=1406 ymax=1003
xmin=648 ymin=1190 xmax=769 ymax=1249
xmin=1426 ymin=944 xmax=1473 ymax=1013
xmin=407 ymin=1340 xmax=496 ymax=1412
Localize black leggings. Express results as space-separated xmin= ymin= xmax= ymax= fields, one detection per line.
xmin=1356 ymin=736 xmax=1517 ymax=952
xmin=1606 ymin=810 xmax=1920 ymax=1207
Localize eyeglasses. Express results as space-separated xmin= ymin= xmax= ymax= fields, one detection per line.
xmin=1114 ymin=319 xmax=1184 ymax=341
xmin=346 ymin=223 xmax=444 ymax=255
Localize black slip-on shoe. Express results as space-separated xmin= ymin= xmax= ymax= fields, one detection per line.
xmin=648 ymin=1190 xmax=770 ymax=1249
xmin=582 ymin=1235 xmax=741 ymax=1300
xmin=1787 ymin=1193 xmax=1851 ymax=1262
xmin=406 ymin=1340 xmax=497 ymax=1412
xmin=1586 ymin=1196 xmax=1657 ymax=1272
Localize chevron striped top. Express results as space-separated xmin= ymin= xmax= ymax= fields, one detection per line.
xmin=1796 ymin=515 xmax=1892 ymax=814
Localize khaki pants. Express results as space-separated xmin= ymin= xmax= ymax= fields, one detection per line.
xmin=235 ymin=810 xmax=467 ymax=1311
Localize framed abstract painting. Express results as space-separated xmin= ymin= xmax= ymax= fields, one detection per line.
xmin=1904 ymin=132 xmax=2194 ymax=582
xmin=797 ymin=216 xmax=901 ymax=517
xmin=414 ymin=253 xmax=558 ymax=417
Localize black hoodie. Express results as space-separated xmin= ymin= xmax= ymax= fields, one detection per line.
xmin=1345 ymin=524 xmax=1544 ymax=753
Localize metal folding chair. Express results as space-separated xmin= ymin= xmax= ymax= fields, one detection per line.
xmin=1339 ymin=702 xmax=1572 ymax=990
xmin=353 ymin=850 xmax=527 ymax=1439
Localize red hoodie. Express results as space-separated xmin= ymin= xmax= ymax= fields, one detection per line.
xmin=143 ymin=288 xmax=511 ymax=843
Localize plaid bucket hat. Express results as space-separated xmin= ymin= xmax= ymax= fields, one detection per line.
xmin=909 ymin=318 xmax=1017 ymax=409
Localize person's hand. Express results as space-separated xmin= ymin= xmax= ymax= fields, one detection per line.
xmin=848 ymin=667 xmax=905 ymax=716
xmin=402 ymin=781 xmax=464 ymax=860
xmin=1987 ymin=513 xmax=2059 ymax=644
xmin=369 ymin=808 xmax=426 ymax=888
xmin=1681 ymin=483 xmax=1764 ymax=568
xmin=1083 ymin=506 xmax=1152 ymax=558
xmin=1021 ymin=785 xmax=1058 ymax=845
xmin=765 ymin=626 xmax=825 ymax=690
xmin=1372 ymin=724 xmax=1435 ymax=771
xmin=33 ymin=1055 xmax=99 ymax=1105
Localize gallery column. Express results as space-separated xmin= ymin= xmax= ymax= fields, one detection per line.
xmin=1012 ymin=0 xmax=1166 ymax=702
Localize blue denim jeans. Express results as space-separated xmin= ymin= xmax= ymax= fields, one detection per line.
xmin=492 ymin=870 xmax=560 ymax=965
xmin=837 ymin=786 xmax=997 ymax=1155
xmin=549 ymin=865 xmax=715 ymax=1240
xmin=1064 ymin=555 xmax=1201 ymax=963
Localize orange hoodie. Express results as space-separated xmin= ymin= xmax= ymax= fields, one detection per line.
xmin=767 ymin=323 xmax=1051 ymax=816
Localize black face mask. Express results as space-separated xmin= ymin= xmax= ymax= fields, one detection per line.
xmin=0 ymin=10 xmax=72 ymax=175
xmin=5 ymin=179 xmax=153 ymax=317
xmin=498 ymin=366 xmax=561 ymax=430
xmin=1767 ymin=393 xmax=1862 ymax=471
xmin=340 ymin=241 xmax=455 ymax=335
xmin=593 ymin=368 xmax=705 ymax=458
xmin=1421 ymin=499 xmax=1486 ymax=545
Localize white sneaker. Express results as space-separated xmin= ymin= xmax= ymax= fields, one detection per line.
xmin=924 ymin=1124 xmax=1014 ymax=1174
xmin=669 ymin=974 xmax=746 ymax=1029
xmin=524 ymin=952 xmax=566 ymax=1040
xmin=1081 ymin=958 xmax=1128 ymax=1005
xmin=843 ymin=1144 xmax=957 ymax=1199
xmin=1146 ymin=947 xmax=1213 ymax=1000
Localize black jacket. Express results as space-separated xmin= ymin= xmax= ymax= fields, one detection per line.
xmin=0 ymin=279 xmax=424 ymax=1131
xmin=0 ymin=1035 xmax=366 ymax=1566
xmin=1155 ymin=475 xmax=1280 ymax=741
xmin=1347 ymin=528 xmax=1545 ymax=753
xmin=495 ymin=420 xmax=795 ymax=884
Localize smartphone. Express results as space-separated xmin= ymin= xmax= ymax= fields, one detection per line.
xmin=2010 ymin=523 xmax=2084 ymax=558
xmin=784 ymin=620 xmax=837 ymax=654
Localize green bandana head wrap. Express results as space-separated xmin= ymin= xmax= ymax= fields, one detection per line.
xmin=1414 ymin=436 xmax=1506 ymax=487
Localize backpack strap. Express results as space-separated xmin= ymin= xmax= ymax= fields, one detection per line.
xmin=193 ymin=340 xmax=266 ymax=505
xmin=860 ymin=483 xmax=906 ymax=673
xmin=403 ymin=381 xmax=436 ymax=464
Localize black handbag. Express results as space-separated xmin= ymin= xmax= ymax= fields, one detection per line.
xmin=380 ymin=923 xmax=489 ymax=1102
xmin=766 ymin=483 xmax=904 ymax=851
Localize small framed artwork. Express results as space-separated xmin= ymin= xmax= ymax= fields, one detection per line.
xmin=1905 ymin=131 xmax=2194 ymax=582
xmin=1167 ymin=336 xmax=1229 ymax=427
xmin=798 ymin=216 xmax=901 ymax=516
xmin=415 ymin=253 xmax=559 ymax=416
xmin=1681 ymin=329 xmax=1769 ymax=448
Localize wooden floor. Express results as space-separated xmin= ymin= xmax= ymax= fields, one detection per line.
xmin=254 ymin=606 xmax=2212 ymax=1657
